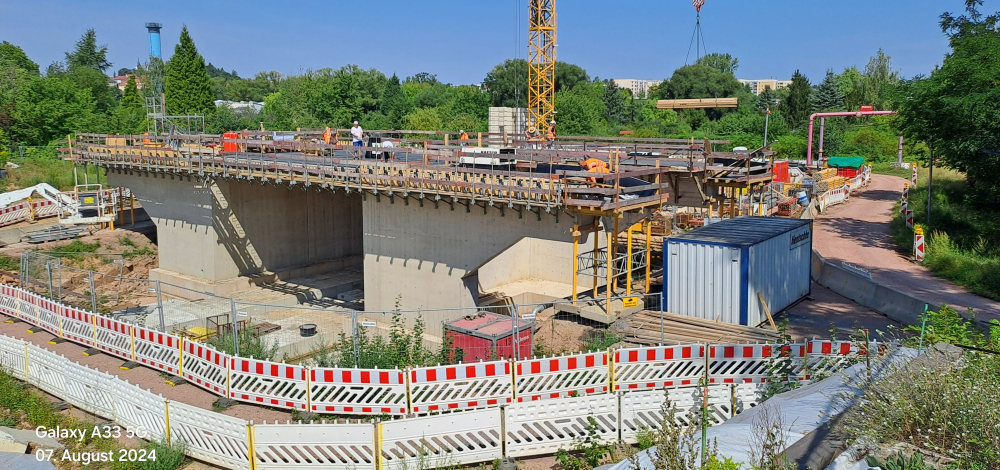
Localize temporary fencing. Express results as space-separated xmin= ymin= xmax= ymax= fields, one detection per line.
xmin=409 ymin=360 xmax=513 ymax=413
xmin=381 ymin=408 xmax=503 ymax=469
xmin=229 ymin=357 xmax=309 ymax=410
xmin=0 ymin=284 xmax=883 ymax=470
xmin=254 ymin=422 xmax=374 ymax=470
xmin=181 ymin=340 xmax=228 ymax=394
xmin=613 ymin=344 xmax=707 ymax=391
xmin=309 ymin=367 xmax=407 ymax=415
xmin=514 ymin=350 xmax=609 ymax=401
xmin=504 ymin=394 xmax=619 ymax=457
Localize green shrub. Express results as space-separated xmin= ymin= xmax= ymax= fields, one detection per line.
xmin=866 ymin=451 xmax=933 ymax=470
xmin=210 ymin=326 xmax=279 ymax=361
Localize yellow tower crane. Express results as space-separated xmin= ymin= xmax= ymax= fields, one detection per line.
xmin=528 ymin=0 xmax=556 ymax=132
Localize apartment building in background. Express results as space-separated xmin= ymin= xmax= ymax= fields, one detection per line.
xmin=738 ymin=78 xmax=791 ymax=96
xmin=612 ymin=79 xmax=662 ymax=98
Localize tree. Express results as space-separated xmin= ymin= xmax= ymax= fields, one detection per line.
xmin=664 ymin=64 xmax=744 ymax=120
xmin=164 ymin=26 xmax=214 ymax=115
xmin=696 ymin=53 xmax=739 ymax=76
xmin=121 ymin=75 xmax=143 ymax=109
xmin=116 ymin=67 xmax=135 ymax=77
xmin=483 ymin=59 xmax=528 ymax=108
xmin=555 ymin=62 xmax=589 ymax=92
xmin=756 ymin=86 xmax=778 ymax=112
xmin=555 ymin=82 xmax=605 ymax=135
xmin=602 ymin=80 xmax=627 ymax=126
xmin=836 ymin=66 xmax=863 ymax=110
xmin=65 ymin=29 xmax=112 ymax=73
xmin=0 ymin=41 xmax=39 ymax=75
xmin=380 ymin=74 xmax=411 ymax=129
xmin=859 ymin=49 xmax=901 ymax=111
xmin=781 ymin=70 xmax=812 ymax=129
xmin=897 ymin=0 xmax=1000 ymax=196
xmin=813 ymin=70 xmax=844 ymax=112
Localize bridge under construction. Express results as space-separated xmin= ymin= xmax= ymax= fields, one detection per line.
xmin=66 ymin=130 xmax=773 ymax=318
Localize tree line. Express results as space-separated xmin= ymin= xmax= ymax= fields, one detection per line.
xmin=2 ymin=7 xmax=998 ymax=200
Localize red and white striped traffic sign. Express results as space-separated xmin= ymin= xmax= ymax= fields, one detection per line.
xmin=914 ymin=226 xmax=925 ymax=261
xmin=911 ymin=166 xmax=918 ymax=187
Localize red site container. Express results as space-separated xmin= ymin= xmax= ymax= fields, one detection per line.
xmin=222 ymin=132 xmax=239 ymax=153
xmin=835 ymin=167 xmax=860 ymax=178
xmin=772 ymin=160 xmax=790 ymax=183
xmin=444 ymin=312 xmax=534 ymax=362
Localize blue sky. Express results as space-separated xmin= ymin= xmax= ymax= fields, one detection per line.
xmin=0 ymin=0 xmax=985 ymax=84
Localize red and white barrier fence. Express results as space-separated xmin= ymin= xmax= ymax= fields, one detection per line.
xmin=409 ymin=361 xmax=513 ymax=413
xmin=309 ymin=367 xmax=407 ymax=415
xmin=613 ymin=344 xmax=706 ymax=391
xmin=181 ymin=340 xmax=228 ymax=395
xmin=0 ymin=285 xmax=881 ymax=419
xmin=228 ymin=357 xmax=308 ymax=410
xmin=515 ymin=351 xmax=609 ymax=401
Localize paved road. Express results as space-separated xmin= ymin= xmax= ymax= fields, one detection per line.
xmin=812 ymin=174 xmax=1000 ymax=321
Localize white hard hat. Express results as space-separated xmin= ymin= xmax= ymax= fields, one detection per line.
xmin=551 ymin=121 xmax=556 ymax=124
xmin=460 ymin=130 xmax=464 ymax=133
xmin=354 ymin=121 xmax=359 ymax=124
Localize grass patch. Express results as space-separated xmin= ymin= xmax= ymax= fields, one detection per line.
xmin=0 ymin=369 xmax=187 ymax=470
xmin=890 ymin=167 xmax=1000 ymax=301
xmin=46 ymin=239 xmax=101 ymax=261
xmin=3 ymin=153 xmax=81 ymax=191
xmin=123 ymin=246 xmax=155 ymax=259
xmin=210 ymin=326 xmax=280 ymax=361
xmin=870 ymin=161 xmax=917 ymax=179
xmin=0 ymin=253 xmax=19 ymax=271
xmin=583 ymin=329 xmax=622 ymax=352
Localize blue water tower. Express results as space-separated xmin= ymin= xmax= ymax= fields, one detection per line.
xmin=145 ymin=23 xmax=162 ymax=59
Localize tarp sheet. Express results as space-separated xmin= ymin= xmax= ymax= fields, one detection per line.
xmin=826 ymin=156 xmax=866 ymax=169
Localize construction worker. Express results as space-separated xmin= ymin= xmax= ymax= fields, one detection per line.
xmin=350 ymin=121 xmax=364 ymax=158
xmin=524 ymin=121 xmax=540 ymax=149
xmin=546 ymin=120 xmax=557 ymax=149
xmin=380 ymin=138 xmax=395 ymax=161
xmin=459 ymin=130 xmax=470 ymax=145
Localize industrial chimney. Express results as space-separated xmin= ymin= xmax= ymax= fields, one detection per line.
xmin=145 ymin=23 xmax=162 ymax=59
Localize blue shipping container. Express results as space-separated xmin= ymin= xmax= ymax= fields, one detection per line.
xmin=663 ymin=217 xmax=812 ymax=326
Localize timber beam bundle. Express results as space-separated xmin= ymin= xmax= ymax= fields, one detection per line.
xmin=621 ymin=309 xmax=781 ymax=345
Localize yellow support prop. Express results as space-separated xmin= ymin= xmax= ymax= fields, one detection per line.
xmin=247 ymin=424 xmax=257 ymax=470
xmin=164 ymin=400 xmax=171 ymax=445
xmin=129 ymin=326 xmax=136 ymax=360
xmin=626 ymin=225 xmax=633 ymax=294
xmin=376 ymin=422 xmax=385 ymax=470
xmin=178 ymin=337 xmax=184 ymax=377
xmin=644 ymin=220 xmax=652 ymax=294
xmin=592 ymin=221 xmax=599 ymax=298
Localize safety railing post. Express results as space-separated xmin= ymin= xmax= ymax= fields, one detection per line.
xmin=229 ymin=298 xmax=240 ymax=356
xmin=88 ymin=271 xmax=98 ymax=314
xmin=45 ymin=261 xmax=54 ymax=300
xmin=156 ymin=280 xmax=164 ymax=332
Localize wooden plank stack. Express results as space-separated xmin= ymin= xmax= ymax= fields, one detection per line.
xmin=619 ymin=310 xmax=781 ymax=345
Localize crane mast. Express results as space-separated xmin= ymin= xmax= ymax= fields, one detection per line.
xmin=528 ymin=0 xmax=556 ymax=132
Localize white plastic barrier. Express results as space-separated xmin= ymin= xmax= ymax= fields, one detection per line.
xmin=229 ymin=357 xmax=309 ymax=410
xmin=409 ymin=360 xmax=512 ymax=414
xmin=515 ymin=351 xmax=609 ymax=402
xmin=26 ymin=343 xmax=67 ymax=395
xmin=254 ymin=422 xmax=376 ymax=470
xmin=108 ymin=379 xmax=169 ymax=442
xmin=619 ymin=385 xmax=746 ymax=444
xmin=309 ymin=367 xmax=407 ymax=415
xmin=0 ymin=202 xmax=31 ymax=227
xmin=614 ymin=344 xmax=706 ymax=392
xmin=168 ymin=400 xmax=251 ymax=470
xmin=0 ymin=335 xmax=26 ymax=380
xmin=381 ymin=408 xmax=503 ymax=470
xmin=504 ymin=394 xmax=619 ymax=458
xmin=62 ymin=359 xmax=117 ymax=418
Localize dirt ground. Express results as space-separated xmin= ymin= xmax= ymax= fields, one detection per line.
xmin=0 ymin=228 xmax=161 ymax=312
xmin=812 ymin=174 xmax=1000 ymax=321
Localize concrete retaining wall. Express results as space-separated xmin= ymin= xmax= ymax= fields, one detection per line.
xmin=811 ymin=250 xmax=934 ymax=326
